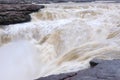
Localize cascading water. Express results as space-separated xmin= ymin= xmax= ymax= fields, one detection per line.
xmin=0 ymin=3 xmax=120 ymax=80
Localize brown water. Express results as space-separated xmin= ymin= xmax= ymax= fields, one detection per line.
xmin=0 ymin=3 xmax=120 ymax=80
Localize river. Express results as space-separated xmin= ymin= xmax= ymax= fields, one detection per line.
xmin=0 ymin=2 xmax=120 ymax=80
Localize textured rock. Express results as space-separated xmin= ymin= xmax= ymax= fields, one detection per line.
xmin=0 ymin=0 xmax=119 ymax=4
xmin=36 ymin=59 xmax=120 ymax=80
xmin=0 ymin=4 xmax=44 ymax=25
xmin=0 ymin=0 xmax=91 ymax=4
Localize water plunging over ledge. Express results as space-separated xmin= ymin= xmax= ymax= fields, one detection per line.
xmin=0 ymin=3 xmax=120 ymax=80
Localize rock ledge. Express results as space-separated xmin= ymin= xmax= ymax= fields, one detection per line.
xmin=37 ymin=59 xmax=120 ymax=80
xmin=0 ymin=4 xmax=44 ymax=25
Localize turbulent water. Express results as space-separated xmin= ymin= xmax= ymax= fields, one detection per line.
xmin=0 ymin=3 xmax=120 ymax=80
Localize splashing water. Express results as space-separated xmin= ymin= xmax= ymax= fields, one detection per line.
xmin=0 ymin=3 xmax=120 ymax=80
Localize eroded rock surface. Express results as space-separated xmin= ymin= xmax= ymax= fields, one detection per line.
xmin=37 ymin=59 xmax=120 ymax=80
xmin=0 ymin=4 xmax=44 ymax=25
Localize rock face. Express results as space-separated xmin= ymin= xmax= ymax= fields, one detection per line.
xmin=0 ymin=4 xmax=44 ymax=25
xmin=0 ymin=0 xmax=93 ymax=4
xmin=0 ymin=0 xmax=119 ymax=4
xmin=36 ymin=59 xmax=120 ymax=80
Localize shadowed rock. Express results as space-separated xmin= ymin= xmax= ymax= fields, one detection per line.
xmin=0 ymin=4 xmax=45 ymax=25
xmin=36 ymin=59 xmax=120 ymax=80
xmin=0 ymin=0 xmax=119 ymax=4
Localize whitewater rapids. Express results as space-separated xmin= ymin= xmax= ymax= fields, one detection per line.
xmin=0 ymin=3 xmax=120 ymax=80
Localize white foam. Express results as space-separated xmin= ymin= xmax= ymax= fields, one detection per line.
xmin=0 ymin=3 xmax=120 ymax=80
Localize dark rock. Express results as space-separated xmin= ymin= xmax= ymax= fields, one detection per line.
xmin=0 ymin=12 xmax=31 ymax=25
xmin=36 ymin=59 xmax=120 ymax=80
xmin=90 ymin=59 xmax=103 ymax=67
xmin=0 ymin=0 xmax=119 ymax=4
xmin=0 ymin=4 xmax=45 ymax=25
xmin=50 ymin=0 xmax=68 ymax=3
xmin=0 ymin=4 xmax=44 ymax=12
xmin=72 ymin=0 xmax=95 ymax=2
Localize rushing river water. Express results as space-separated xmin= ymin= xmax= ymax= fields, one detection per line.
xmin=0 ymin=3 xmax=120 ymax=80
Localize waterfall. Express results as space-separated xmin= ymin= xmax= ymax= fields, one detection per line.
xmin=0 ymin=3 xmax=120 ymax=80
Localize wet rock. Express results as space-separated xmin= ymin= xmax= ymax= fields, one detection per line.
xmin=90 ymin=59 xmax=103 ymax=67
xmin=36 ymin=59 xmax=120 ymax=80
xmin=0 ymin=4 xmax=45 ymax=25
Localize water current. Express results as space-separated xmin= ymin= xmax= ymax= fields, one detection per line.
xmin=0 ymin=3 xmax=120 ymax=80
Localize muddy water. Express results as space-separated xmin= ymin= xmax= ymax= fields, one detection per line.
xmin=0 ymin=3 xmax=120 ymax=80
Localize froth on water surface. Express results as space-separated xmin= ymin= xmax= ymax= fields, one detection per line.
xmin=0 ymin=2 xmax=120 ymax=80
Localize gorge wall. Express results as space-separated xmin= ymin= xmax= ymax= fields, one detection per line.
xmin=0 ymin=0 xmax=119 ymax=4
